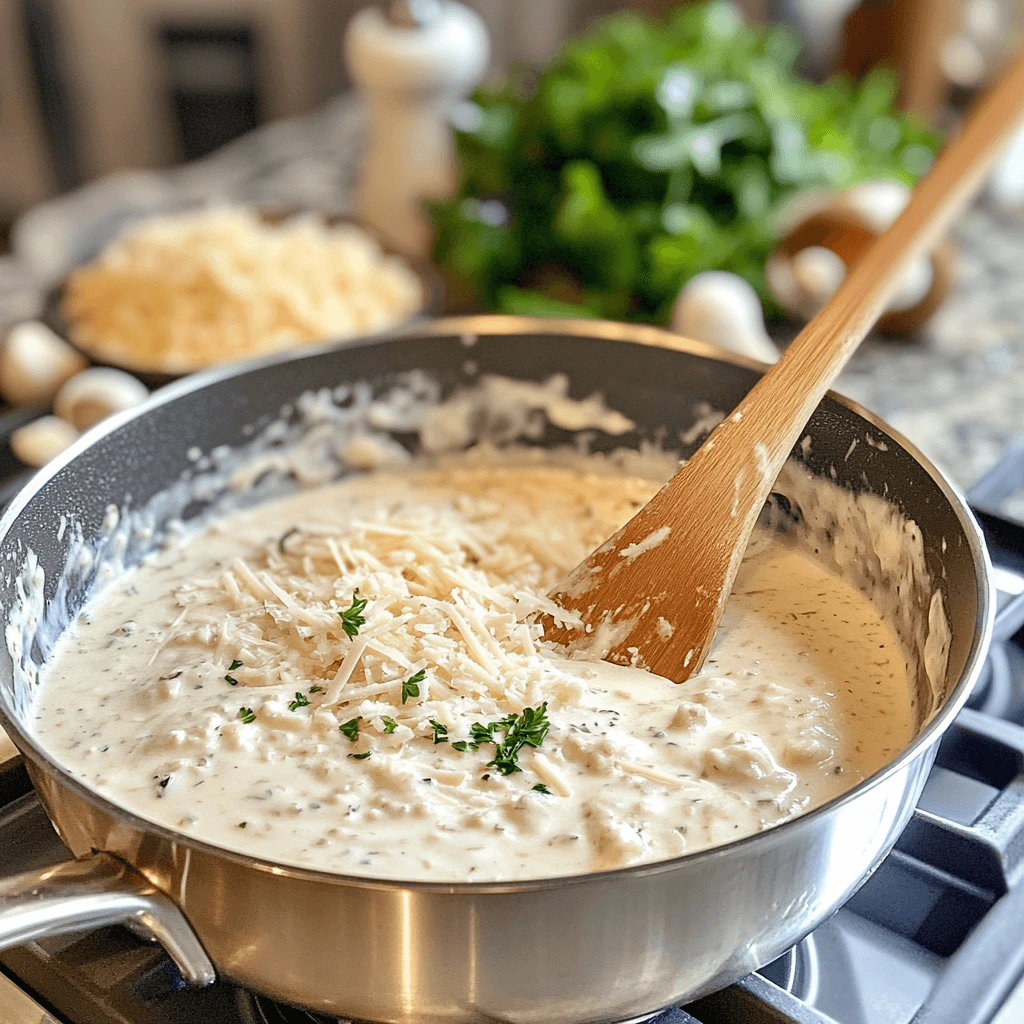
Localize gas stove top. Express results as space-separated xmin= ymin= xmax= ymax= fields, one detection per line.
xmin=1 ymin=448 xmax=1024 ymax=1024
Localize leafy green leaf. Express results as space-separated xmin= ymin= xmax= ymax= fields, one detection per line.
xmin=401 ymin=669 xmax=425 ymax=705
xmin=339 ymin=717 xmax=362 ymax=741
xmin=338 ymin=590 xmax=368 ymax=639
xmin=486 ymin=703 xmax=551 ymax=776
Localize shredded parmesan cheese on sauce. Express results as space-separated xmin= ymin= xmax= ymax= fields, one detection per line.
xmin=36 ymin=464 xmax=916 ymax=882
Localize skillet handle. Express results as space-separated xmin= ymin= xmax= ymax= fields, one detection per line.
xmin=0 ymin=850 xmax=215 ymax=986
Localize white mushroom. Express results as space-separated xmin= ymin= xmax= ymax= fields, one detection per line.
xmin=834 ymin=182 xmax=934 ymax=311
xmin=888 ymin=256 xmax=934 ymax=313
xmin=790 ymin=245 xmax=848 ymax=316
xmin=770 ymin=241 xmax=932 ymax=320
xmin=672 ymin=271 xmax=779 ymax=364
xmin=0 ymin=321 xmax=88 ymax=406
xmin=53 ymin=368 xmax=149 ymax=431
xmin=769 ymin=180 xmax=934 ymax=324
xmin=11 ymin=416 xmax=80 ymax=467
xmin=834 ymin=180 xmax=910 ymax=233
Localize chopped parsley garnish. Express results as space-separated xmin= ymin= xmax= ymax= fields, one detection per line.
xmin=288 ymin=692 xmax=310 ymax=711
xmin=338 ymin=589 xmax=368 ymax=638
xmin=349 ymin=750 xmax=372 ymax=760
xmin=225 ymin=659 xmax=242 ymax=686
xmin=429 ymin=719 xmax=448 ymax=744
xmin=382 ymin=716 xmax=398 ymax=735
xmin=309 ymin=684 xmax=324 ymax=694
xmin=486 ymin=703 xmax=549 ymax=776
xmin=532 ymin=783 xmax=552 ymax=794
xmin=238 ymin=821 xmax=247 ymax=828
xmin=448 ymin=704 xmax=551 ymax=776
xmin=34 ymin=671 xmax=39 ymax=687
xmin=339 ymin=717 xmax=362 ymax=741
xmin=278 ymin=527 xmax=299 ymax=554
xmin=238 ymin=707 xmax=256 ymax=724
xmin=470 ymin=721 xmax=498 ymax=747
xmin=401 ymin=669 xmax=425 ymax=704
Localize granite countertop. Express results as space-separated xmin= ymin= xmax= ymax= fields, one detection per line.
xmin=1 ymin=94 xmax=1022 ymax=494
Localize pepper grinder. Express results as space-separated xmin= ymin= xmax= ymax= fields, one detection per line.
xmin=345 ymin=0 xmax=489 ymax=258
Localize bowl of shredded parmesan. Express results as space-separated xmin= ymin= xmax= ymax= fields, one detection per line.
xmin=50 ymin=206 xmax=438 ymax=382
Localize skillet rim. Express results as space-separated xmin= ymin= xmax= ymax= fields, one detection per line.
xmin=0 ymin=314 xmax=995 ymax=894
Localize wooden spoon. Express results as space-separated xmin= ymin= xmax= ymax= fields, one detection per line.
xmin=543 ymin=47 xmax=1024 ymax=683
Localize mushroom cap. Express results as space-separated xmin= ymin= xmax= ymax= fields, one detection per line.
xmin=0 ymin=321 xmax=88 ymax=406
xmin=672 ymin=271 xmax=779 ymax=364
xmin=53 ymin=367 xmax=149 ymax=431
xmin=11 ymin=415 xmax=81 ymax=468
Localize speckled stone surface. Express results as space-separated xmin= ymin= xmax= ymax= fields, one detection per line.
xmin=837 ymin=204 xmax=1024 ymax=492
xmin=2 ymin=94 xmax=1023 ymax=491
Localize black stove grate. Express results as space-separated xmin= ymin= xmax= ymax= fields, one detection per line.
xmin=245 ymin=995 xmax=329 ymax=1023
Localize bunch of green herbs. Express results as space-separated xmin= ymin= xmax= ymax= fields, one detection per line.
xmin=428 ymin=0 xmax=941 ymax=323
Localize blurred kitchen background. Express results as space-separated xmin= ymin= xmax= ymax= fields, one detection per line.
xmin=1 ymin=0 xmax=1021 ymax=221
xmin=1 ymin=0 xmax=1024 ymax=490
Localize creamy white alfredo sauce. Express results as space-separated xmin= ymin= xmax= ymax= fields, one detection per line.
xmin=34 ymin=463 xmax=914 ymax=882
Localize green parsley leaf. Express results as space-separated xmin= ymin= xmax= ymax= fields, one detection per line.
xmin=228 ymin=660 xmax=243 ymax=671
xmin=309 ymin=684 xmax=324 ymax=694
xmin=486 ymin=703 xmax=550 ymax=776
xmin=382 ymin=716 xmax=398 ymax=735
xmin=238 ymin=707 xmax=256 ymax=724
xmin=225 ymin=659 xmax=242 ymax=686
xmin=470 ymin=722 xmax=496 ymax=747
xmin=532 ymin=783 xmax=552 ymax=794
xmin=339 ymin=717 xmax=362 ymax=741
xmin=278 ymin=527 xmax=299 ymax=554
xmin=338 ymin=589 xmax=368 ymax=638
xmin=238 ymin=821 xmax=247 ymax=828
xmin=449 ymin=705 xmax=551 ymax=775
xmin=34 ymin=671 xmax=40 ymax=686
xmin=349 ymin=750 xmax=372 ymax=760
xmin=429 ymin=719 xmax=448 ymax=744
xmin=288 ymin=692 xmax=310 ymax=712
xmin=401 ymin=669 xmax=425 ymax=704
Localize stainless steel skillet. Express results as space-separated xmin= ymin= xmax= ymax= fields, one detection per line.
xmin=0 ymin=316 xmax=994 ymax=1023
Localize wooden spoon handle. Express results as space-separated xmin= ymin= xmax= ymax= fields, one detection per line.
xmin=731 ymin=46 xmax=1024 ymax=471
